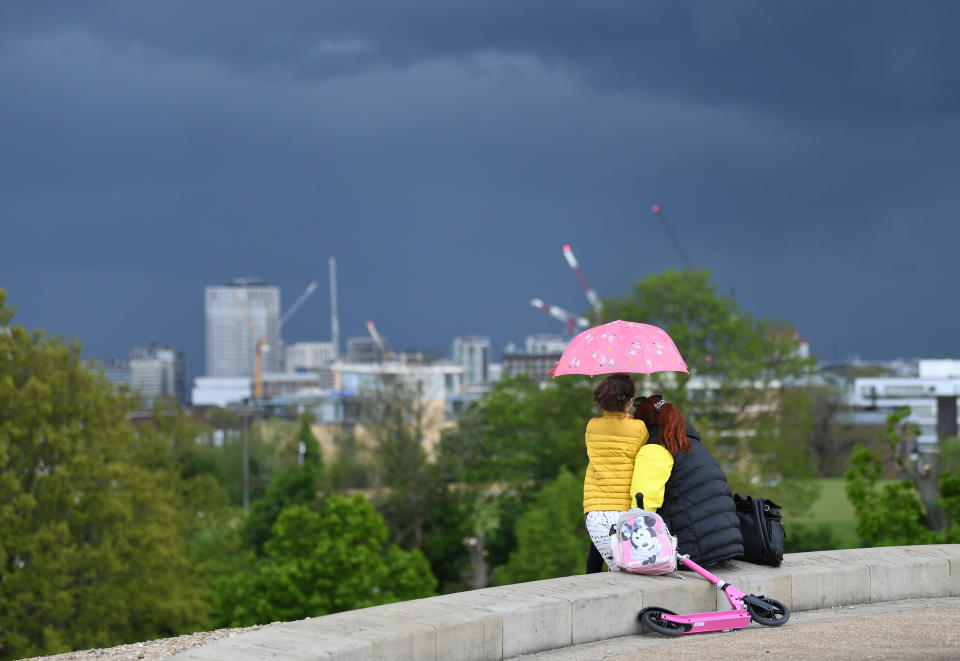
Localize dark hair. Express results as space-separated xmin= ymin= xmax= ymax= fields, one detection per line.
xmin=633 ymin=395 xmax=691 ymax=455
xmin=593 ymin=373 xmax=636 ymax=412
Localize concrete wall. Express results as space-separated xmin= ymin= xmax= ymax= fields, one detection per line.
xmin=169 ymin=544 xmax=960 ymax=661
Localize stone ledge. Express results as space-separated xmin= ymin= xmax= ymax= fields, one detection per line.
xmin=168 ymin=544 xmax=960 ymax=661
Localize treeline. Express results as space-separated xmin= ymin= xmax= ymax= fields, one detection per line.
xmin=3 ymin=272 xmax=960 ymax=659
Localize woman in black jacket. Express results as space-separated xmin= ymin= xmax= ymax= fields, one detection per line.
xmin=628 ymin=395 xmax=742 ymax=567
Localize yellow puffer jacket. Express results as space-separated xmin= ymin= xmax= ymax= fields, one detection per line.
xmin=583 ymin=411 xmax=649 ymax=513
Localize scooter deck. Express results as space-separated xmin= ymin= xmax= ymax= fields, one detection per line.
xmin=662 ymin=609 xmax=752 ymax=634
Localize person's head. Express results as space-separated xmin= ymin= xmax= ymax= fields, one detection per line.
xmin=633 ymin=394 xmax=691 ymax=455
xmin=592 ymin=373 xmax=635 ymax=413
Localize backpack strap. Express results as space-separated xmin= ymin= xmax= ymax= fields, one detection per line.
xmin=753 ymin=497 xmax=773 ymax=562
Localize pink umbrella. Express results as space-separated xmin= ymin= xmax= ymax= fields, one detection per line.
xmin=550 ymin=320 xmax=688 ymax=378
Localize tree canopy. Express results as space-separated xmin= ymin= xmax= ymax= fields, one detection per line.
xmin=0 ymin=290 xmax=207 ymax=660
xmin=601 ymin=269 xmax=819 ymax=509
xmin=494 ymin=469 xmax=590 ymax=585
xmin=212 ymin=496 xmax=437 ymax=627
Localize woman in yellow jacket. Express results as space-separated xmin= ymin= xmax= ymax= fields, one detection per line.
xmin=583 ymin=373 xmax=649 ymax=571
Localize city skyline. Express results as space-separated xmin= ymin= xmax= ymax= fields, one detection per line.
xmin=3 ymin=2 xmax=959 ymax=386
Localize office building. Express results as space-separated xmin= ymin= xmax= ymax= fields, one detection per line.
xmin=285 ymin=341 xmax=336 ymax=372
xmin=847 ymin=359 xmax=960 ymax=450
xmin=191 ymin=377 xmax=252 ymax=408
xmin=501 ymin=352 xmax=563 ymax=382
xmin=452 ymin=335 xmax=491 ymax=388
xmin=97 ymin=357 xmax=132 ymax=388
xmin=130 ymin=343 xmax=186 ymax=406
xmin=524 ymin=334 xmax=568 ymax=355
xmin=501 ymin=333 xmax=568 ymax=382
xmin=347 ymin=336 xmax=380 ymax=363
xmin=95 ymin=344 xmax=186 ymax=406
xmin=205 ymin=279 xmax=281 ymax=377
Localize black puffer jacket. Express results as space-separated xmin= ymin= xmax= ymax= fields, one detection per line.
xmin=645 ymin=422 xmax=743 ymax=566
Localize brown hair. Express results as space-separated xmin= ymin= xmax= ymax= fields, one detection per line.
xmin=592 ymin=373 xmax=635 ymax=412
xmin=633 ymin=395 xmax=691 ymax=456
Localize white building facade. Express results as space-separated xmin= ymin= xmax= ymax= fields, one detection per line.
xmin=96 ymin=344 xmax=186 ymax=406
xmin=191 ymin=377 xmax=252 ymax=408
xmin=334 ymin=360 xmax=464 ymax=404
xmin=205 ymin=279 xmax=281 ymax=377
xmin=524 ymin=334 xmax=568 ymax=355
xmin=129 ymin=344 xmax=186 ymax=405
xmin=848 ymin=359 xmax=960 ymax=449
xmin=285 ymin=341 xmax=336 ymax=372
xmin=452 ymin=335 xmax=491 ymax=389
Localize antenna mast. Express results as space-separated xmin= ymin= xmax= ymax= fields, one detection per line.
xmin=329 ymin=257 xmax=339 ymax=360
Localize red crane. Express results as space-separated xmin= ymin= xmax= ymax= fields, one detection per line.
xmin=651 ymin=204 xmax=693 ymax=268
xmin=530 ymin=298 xmax=589 ymax=337
xmin=366 ymin=320 xmax=389 ymax=360
xmin=562 ymin=244 xmax=603 ymax=316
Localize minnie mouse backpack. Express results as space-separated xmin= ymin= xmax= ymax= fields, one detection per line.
xmin=609 ymin=508 xmax=677 ymax=575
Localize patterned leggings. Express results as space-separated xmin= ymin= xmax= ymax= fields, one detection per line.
xmin=585 ymin=510 xmax=622 ymax=572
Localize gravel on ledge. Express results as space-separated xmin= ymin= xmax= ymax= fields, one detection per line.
xmin=16 ymin=622 xmax=283 ymax=661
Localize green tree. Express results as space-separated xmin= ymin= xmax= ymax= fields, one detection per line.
xmin=602 ymin=269 xmax=813 ymax=399
xmin=601 ymin=269 xmax=819 ymax=510
xmin=132 ymin=403 xmax=248 ymax=599
xmin=297 ymin=410 xmax=323 ymax=466
xmin=494 ymin=469 xmax=591 ymax=585
xmin=327 ymin=431 xmax=372 ymax=490
xmin=845 ymin=446 xmax=929 ymax=547
xmin=359 ymin=375 xmax=438 ymax=550
xmin=0 ymin=290 xmax=206 ymax=660
xmin=845 ymin=407 xmax=960 ymax=546
xmin=212 ymin=495 xmax=437 ymax=626
xmin=242 ymin=461 xmax=324 ymax=555
xmin=432 ymin=376 xmax=594 ymax=589
xmin=438 ymin=375 xmax=595 ymax=486
xmin=242 ymin=410 xmax=327 ymax=554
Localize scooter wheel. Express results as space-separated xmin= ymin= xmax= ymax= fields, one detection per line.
xmin=639 ymin=607 xmax=691 ymax=636
xmin=744 ymin=596 xmax=790 ymax=627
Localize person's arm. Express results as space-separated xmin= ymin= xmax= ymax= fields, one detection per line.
xmin=629 ymin=444 xmax=674 ymax=511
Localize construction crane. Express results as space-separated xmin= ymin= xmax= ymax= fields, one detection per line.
xmin=562 ymin=244 xmax=603 ymax=316
xmin=277 ymin=279 xmax=322 ymax=373
xmin=234 ymin=296 xmax=268 ymax=399
xmin=650 ymin=204 xmax=694 ymax=268
xmin=530 ymin=298 xmax=589 ymax=337
xmin=280 ymin=280 xmax=319 ymax=329
xmin=366 ymin=320 xmax=389 ymax=360
xmin=233 ymin=279 xmax=320 ymax=400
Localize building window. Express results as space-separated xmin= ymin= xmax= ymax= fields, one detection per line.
xmin=883 ymin=385 xmax=926 ymax=398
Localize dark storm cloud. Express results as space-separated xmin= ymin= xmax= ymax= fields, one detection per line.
xmin=5 ymin=1 xmax=957 ymax=119
xmin=1 ymin=1 xmax=958 ymax=379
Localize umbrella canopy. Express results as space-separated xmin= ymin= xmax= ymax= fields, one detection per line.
xmin=551 ymin=320 xmax=689 ymax=378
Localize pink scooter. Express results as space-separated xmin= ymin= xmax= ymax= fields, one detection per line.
xmin=639 ymin=553 xmax=789 ymax=635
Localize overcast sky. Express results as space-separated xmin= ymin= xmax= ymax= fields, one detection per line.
xmin=2 ymin=1 xmax=959 ymax=382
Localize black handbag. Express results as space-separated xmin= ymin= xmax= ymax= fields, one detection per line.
xmin=734 ymin=494 xmax=785 ymax=567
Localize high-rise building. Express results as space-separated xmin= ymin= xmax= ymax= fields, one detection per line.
xmin=452 ymin=335 xmax=490 ymax=388
xmin=97 ymin=357 xmax=132 ymax=388
xmin=205 ymin=279 xmax=281 ymax=378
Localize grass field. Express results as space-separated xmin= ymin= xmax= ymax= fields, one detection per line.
xmin=791 ymin=478 xmax=861 ymax=549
